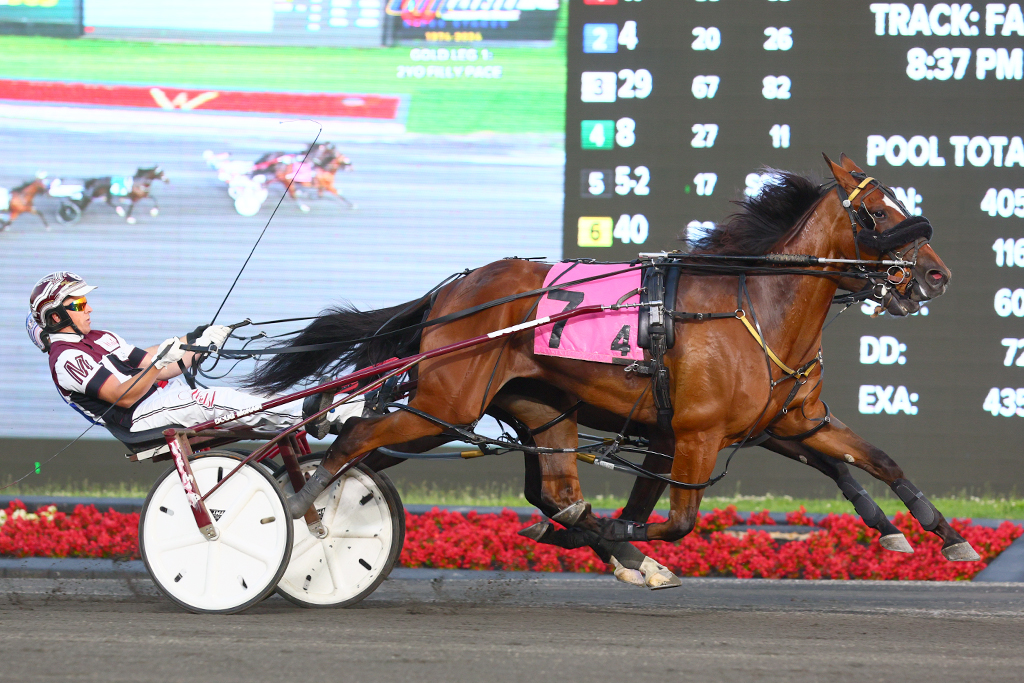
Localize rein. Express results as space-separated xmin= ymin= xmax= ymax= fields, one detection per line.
xmin=201 ymin=254 xmax=909 ymax=359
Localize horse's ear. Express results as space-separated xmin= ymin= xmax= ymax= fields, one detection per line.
xmin=822 ymin=153 xmax=858 ymax=191
xmin=838 ymin=153 xmax=864 ymax=173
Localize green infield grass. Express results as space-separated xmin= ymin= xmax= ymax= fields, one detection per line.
xmin=0 ymin=7 xmax=567 ymax=135
xmin=6 ymin=478 xmax=1021 ymax=522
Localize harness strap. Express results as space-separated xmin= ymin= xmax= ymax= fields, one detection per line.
xmin=843 ymin=176 xmax=875 ymax=206
xmin=736 ymin=312 xmax=818 ymax=379
xmin=765 ymin=402 xmax=832 ymax=441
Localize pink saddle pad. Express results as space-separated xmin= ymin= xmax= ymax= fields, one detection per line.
xmin=534 ymin=263 xmax=644 ymax=364
xmin=285 ymin=161 xmax=315 ymax=183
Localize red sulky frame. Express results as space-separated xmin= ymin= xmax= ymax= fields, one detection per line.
xmin=161 ymin=302 xmax=619 ymax=534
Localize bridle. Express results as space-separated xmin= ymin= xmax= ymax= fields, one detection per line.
xmin=829 ymin=173 xmax=935 ymax=305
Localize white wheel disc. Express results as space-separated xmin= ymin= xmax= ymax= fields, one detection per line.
xmin=276 ymin=461 xmax=402 ymax=607
xmin=140 ymin=455 xmax=292 ymax=614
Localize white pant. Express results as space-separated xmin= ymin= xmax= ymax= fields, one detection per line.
xmin=129 ymin=378 xmax=363 ymax=433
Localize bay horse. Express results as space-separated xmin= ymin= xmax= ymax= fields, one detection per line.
xmin=247 ymin=155 xmax=976 ymax=585
xmin=253 ymin=142 xmax=338 ymax=173
xmin=83 ymin=166 xmax=168 ymax=224
xmin=265 ymin=151 xmax=355 ymax=213
xmin=0 ymin=178 xmax=48 ymax=232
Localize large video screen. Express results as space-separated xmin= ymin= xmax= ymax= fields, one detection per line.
xmin=0 ymin=1 xmax=567 ymax=440
xmin=564 ymin=0 xmax=1024 ymax=486
xmin=1 ymin=0 xmax=1021 ymax=494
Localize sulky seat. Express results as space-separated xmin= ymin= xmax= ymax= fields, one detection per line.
xmin=104 ymin=422 xmax=186 ymax=458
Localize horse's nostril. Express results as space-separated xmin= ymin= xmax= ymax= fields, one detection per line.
xmin=927 ymin=270 xmax=947 ymax=287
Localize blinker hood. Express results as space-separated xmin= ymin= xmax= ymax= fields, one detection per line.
xmin=855 ymin=215 xmax=933 ymax=254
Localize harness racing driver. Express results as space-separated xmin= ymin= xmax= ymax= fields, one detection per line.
xmin=27 ymin=271 xmax=356 ymax=440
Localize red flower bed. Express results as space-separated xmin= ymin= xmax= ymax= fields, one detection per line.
xmin=398 ymin=506 xmax=1022 ymax=581
xmin=1 ymin=501 xmax=1020 ymax=580
xmin=0 ymin=501 xmax=139 ymax=561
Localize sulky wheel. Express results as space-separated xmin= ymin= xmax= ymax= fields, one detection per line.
xmin=139 ymin=453 xmax=293 ymax=615
xmin=273 ymin=455 xmax=405 ymax=608
xmin=55 ymin=201 xmax=81 ymax=225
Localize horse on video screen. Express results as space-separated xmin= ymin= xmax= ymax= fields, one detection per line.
xmin=252 ymin=142 xmax=339 ymax=173
xmin=83 ymin=166 xmax=168 ymax=224
xmin=247 ymin=155 xmax=973 ymax=588
xmin=0 ymin=178 xmax=49 ymax=232
xmin=256 ymin=145 xmax=355 ymax=213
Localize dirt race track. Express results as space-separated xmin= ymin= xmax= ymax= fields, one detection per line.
xmin=1 ymin=572 xmax=1023 ymax=683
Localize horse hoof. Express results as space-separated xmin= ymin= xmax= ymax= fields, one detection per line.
xmin=879 ymin=533 xmax=914 ymax=553
xmin=640 ymin=557 xmax=681 ymax=590
xmin=300 ymin=205 xmax=310 ymax=213
xmin=942 ymin=541 xmax=981 ymax=562
xmin=150 ymin=208 xmax=159 ymax=216
xmin=115 ymin=206 xmax=125 ymax=217
xmin=646 ymin=571 xmax=682 ymax=590
xmin=517 ymin=522 xmax=552 ymax=542
xmin=613 ymin=567 xmax=646 ymax=587
xmin=610 ymin=557 xmax=645 ymax=587
xmin=551 ymin=500 xmax=588 ymax=526
xmin=126 ymin=217 xmax=136 ymax=225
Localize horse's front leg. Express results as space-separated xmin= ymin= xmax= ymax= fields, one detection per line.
xmin=123 ymin=199 xmax=138 ymax=224
xmin=290 ymin=184 xmax=310 ymax=213
xmin=146 ymin=194 xmax=159 ymax=217
xmin=641 ymin=431 xmax=722 ymax=543
xmin=797 ymin=414 xmax=980 ymax=561
xmin=760 ymin=436 xmax=913 ymax=553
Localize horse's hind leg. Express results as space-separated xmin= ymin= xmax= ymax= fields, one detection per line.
xmin=798 ymin=414 xmax=980 ymax=561
xmin=124 ymin=200 xmax=137 ymax=224
xmin=762 ymin=438 xmax=913 ymax=553
xmin=618 ymin=431 xmax=672 ymax=523
xmin=33 ymin=208 xmax=48 ymax=229
xmin=489 ymin=393 xmax=679 ymax=589
xmin=286 ymin=407 xmax=447 ymax=518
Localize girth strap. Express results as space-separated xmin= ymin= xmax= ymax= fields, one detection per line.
xmin=736 ymin=312 xmax=819 ymax=379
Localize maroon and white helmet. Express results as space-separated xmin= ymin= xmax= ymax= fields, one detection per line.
xmin=29 ymin=271 xmax=96 ymax=333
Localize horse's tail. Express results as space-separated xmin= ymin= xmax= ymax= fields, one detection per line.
xmin=84 ymin=178 xmax=108 ymax=197
xmin=242 ymin=297 xmax=432 ymax=395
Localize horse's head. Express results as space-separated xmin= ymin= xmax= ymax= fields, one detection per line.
xmin=335 ymin=153 xmax=353 ymax=171
xmin=322 ymin=153 xmax=353 ymax=172
xmin=137 ymin=166 xmax=169 ymax=183
xmin=824 ymin=154 xmax=950 ymax=316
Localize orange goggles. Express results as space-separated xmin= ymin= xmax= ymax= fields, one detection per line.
xmin=65 ymin=297 xmax=88 ymax=312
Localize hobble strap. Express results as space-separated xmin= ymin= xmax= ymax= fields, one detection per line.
xmin=856 ymin=215 xmax=933 ymax=254
xmin=598 ymin=517 xmax=649 ymax=542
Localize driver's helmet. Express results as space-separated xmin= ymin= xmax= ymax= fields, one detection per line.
xmin=25 ymin=313 xmax=47 ymax=352
xmin=29 ymin=271 xmax=96 ymax=333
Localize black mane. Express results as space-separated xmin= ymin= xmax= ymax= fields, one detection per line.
xmin=690 ymin=170 xmax=826 ymax=255
xmin=11 ymin=179 xmax=39 ymax=192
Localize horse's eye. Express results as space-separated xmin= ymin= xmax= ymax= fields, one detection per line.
xmin=872 ymin=210 xmax=886 ymax=219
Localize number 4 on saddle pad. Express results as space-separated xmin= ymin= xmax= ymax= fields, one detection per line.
xmin=109 ymin=176 xmax=134 ymax=196
xmin=533 ymin=263 xmax=644 ymax=364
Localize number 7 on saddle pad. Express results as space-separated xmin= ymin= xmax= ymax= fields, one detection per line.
xmin=533 ymin=263 xmax=644 ymax=364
